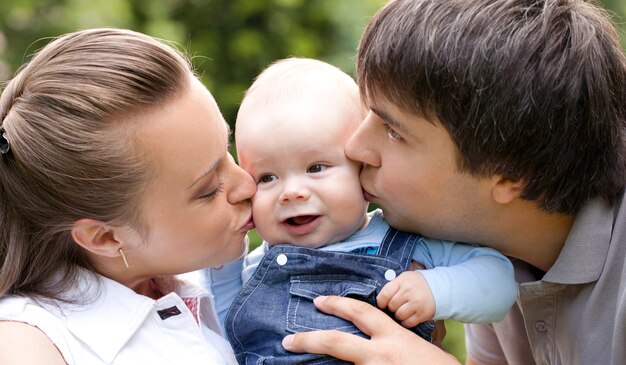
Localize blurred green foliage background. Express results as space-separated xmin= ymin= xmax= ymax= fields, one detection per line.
xmin=0 ymin=0 xmax=388 ymax=125
xmin=2 ymin=0 xmax=624 ymax=126
xmin=1 ymin=0 xmax=624 ymax=363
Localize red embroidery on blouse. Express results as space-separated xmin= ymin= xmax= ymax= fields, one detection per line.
xmin=182 ymin=297 xmax=199 ymax=325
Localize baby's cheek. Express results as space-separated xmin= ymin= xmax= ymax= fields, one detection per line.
xmin=251 ymin=201 xmax=271 ymax=231
xmin=251 ymin=192 xmax=272 ymax=215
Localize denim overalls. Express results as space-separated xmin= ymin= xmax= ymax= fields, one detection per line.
xmin=224 ymin=227 xmax=435 ymax=364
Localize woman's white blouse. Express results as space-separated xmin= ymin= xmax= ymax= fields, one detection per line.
xmin=0 ymin=271 xmax=236 ymax=364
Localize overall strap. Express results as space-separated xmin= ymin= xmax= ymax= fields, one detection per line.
xmin=376 ymin=227 xmax=419 ymax=270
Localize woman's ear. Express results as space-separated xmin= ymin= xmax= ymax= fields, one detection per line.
xmin=71 ymin=218 xmax=121 ymax=257
xmin=491 ymin=176 xmax=525 ymax=205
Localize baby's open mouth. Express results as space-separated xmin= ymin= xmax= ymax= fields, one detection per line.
xmin=285 ymin=215 xmax=320 ymax=226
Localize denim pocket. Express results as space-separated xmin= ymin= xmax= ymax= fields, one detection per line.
xmin=286 ymin=274 xmax=379 ymax=334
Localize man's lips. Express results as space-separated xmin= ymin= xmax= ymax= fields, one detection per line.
xmin=359 ymin=173 xmax=377 ymax=202
xmin=362 ymin=189 xmax=377 ymax=202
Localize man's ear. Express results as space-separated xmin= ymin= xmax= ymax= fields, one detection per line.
xmin=491 ymin=176 xmax=525 ymax=205
xmin=71 ymin=218 xmax=121 ymax=258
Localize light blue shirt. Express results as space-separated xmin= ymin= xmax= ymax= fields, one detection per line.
xmin=200 ymin=209 xmax=516 ymax=330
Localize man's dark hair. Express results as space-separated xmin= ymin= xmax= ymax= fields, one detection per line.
xmin=357 ymin=0 xmax=626 ymax=215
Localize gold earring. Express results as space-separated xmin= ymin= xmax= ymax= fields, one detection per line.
xmin=118 ymin=248 xmax=129 ymax=269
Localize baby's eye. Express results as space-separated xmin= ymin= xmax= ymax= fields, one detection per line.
xmin=307 ymin=164 xmax=327 ymax=173
xmin=258 ymin=174 xmax=278 ymax=184
xmin=384 ymin=124 xmax=401 ymax=141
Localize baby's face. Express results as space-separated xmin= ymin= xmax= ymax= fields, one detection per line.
xmin=236 ymin=93 xmax=368 ymax=248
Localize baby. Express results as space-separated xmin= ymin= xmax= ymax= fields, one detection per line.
xmin=202 ymin=58 xmax=516 ymax=364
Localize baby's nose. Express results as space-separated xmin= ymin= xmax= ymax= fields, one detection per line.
xmin=279 ymin=182 xmax=310 ymax=203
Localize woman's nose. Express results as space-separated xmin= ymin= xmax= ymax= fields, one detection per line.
xmin=227 ymin=155 xmax=256 ymax=204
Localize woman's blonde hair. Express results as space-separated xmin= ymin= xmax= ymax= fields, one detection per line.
xmin=0 ymin=28 xmax=192 ymax=300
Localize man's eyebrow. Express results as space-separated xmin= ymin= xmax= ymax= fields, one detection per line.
xmin=188 ymin=156 xmax=224 ymax=190
xmin=370 ymin=107 xmax=411 ymax=135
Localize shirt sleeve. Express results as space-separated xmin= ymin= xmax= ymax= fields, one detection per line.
xmin=201 ymin=244 xmax=266 ymax=327
xmin=413 ymin=238 xmax=517 ymax=323
xmin=464 ymin=322 xmax=509 ymax=365
xmin=200 ymin=258 xmax=244 ymax=328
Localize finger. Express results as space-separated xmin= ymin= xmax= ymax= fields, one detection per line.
xmin=282 ymin=329 xmax=370 ymax=363
xmin=393 ymin=302 xmax=416 ymax=322
xmin=386 ymin=288 xmax=410 ymax=313
xmin=313 ymin=295 xmax=401 ymax=336
xmin=400 ymin=314 xmax=421 ymax=328
xmin=376 ymin=281 xmax=399 ymax=309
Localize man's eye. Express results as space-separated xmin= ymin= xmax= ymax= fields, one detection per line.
xmin=258 ymin=174 xmax=277 ymax=184
xmin=307 ymin=164 xmax=327 ymax=173
xmin=384 ymin=124 xmax=401 ymax=141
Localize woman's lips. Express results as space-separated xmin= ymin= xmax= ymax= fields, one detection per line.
xmin=242 ymin=216 xmax=255 ymax=231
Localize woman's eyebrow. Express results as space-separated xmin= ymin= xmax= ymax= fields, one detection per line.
xmin=187 ymin=156 xmax=224 ymax=190
xmin=188 ymin=121 xmax=231 ymax=190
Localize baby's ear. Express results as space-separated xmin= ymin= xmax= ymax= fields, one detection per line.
xmin=491 ymin=176 xmax=525 ymax=205
xmin=71 ymin=219 xmax=121 ymax=257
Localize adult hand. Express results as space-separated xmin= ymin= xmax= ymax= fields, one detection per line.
xmin=282 ymin=296 xmax=460 ymax=365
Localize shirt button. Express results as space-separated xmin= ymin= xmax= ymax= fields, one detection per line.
xmin=384 ymin=269 xmax=397 ymax=281
xmin=535 ymin=320 xmax=547 ymax=333
xmin=276 ymin=254 xmax=288 ymax=266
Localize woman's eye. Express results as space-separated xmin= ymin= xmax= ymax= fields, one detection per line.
xmin=384 ymin=124 xmax=401 ymax=141
xmin=258 ymin=174 xmax=277 ymax=184
xmin=199 ymin=182 xmax=224 ymax=202
xmin=307 ymin=164 xmax=327 ymax=173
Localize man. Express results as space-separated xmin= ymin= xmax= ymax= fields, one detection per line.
xmin=284 ymin=0 xmax=626 ymax=364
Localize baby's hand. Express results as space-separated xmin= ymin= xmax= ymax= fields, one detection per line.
xmin=376 ymin=271 xmax=435 ymax=328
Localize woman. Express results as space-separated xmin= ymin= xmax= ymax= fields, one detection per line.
xmin=0 ymin=28 xmax=256 ymax=364
xmin=0 ymin=28 xmax=444 ymax=365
